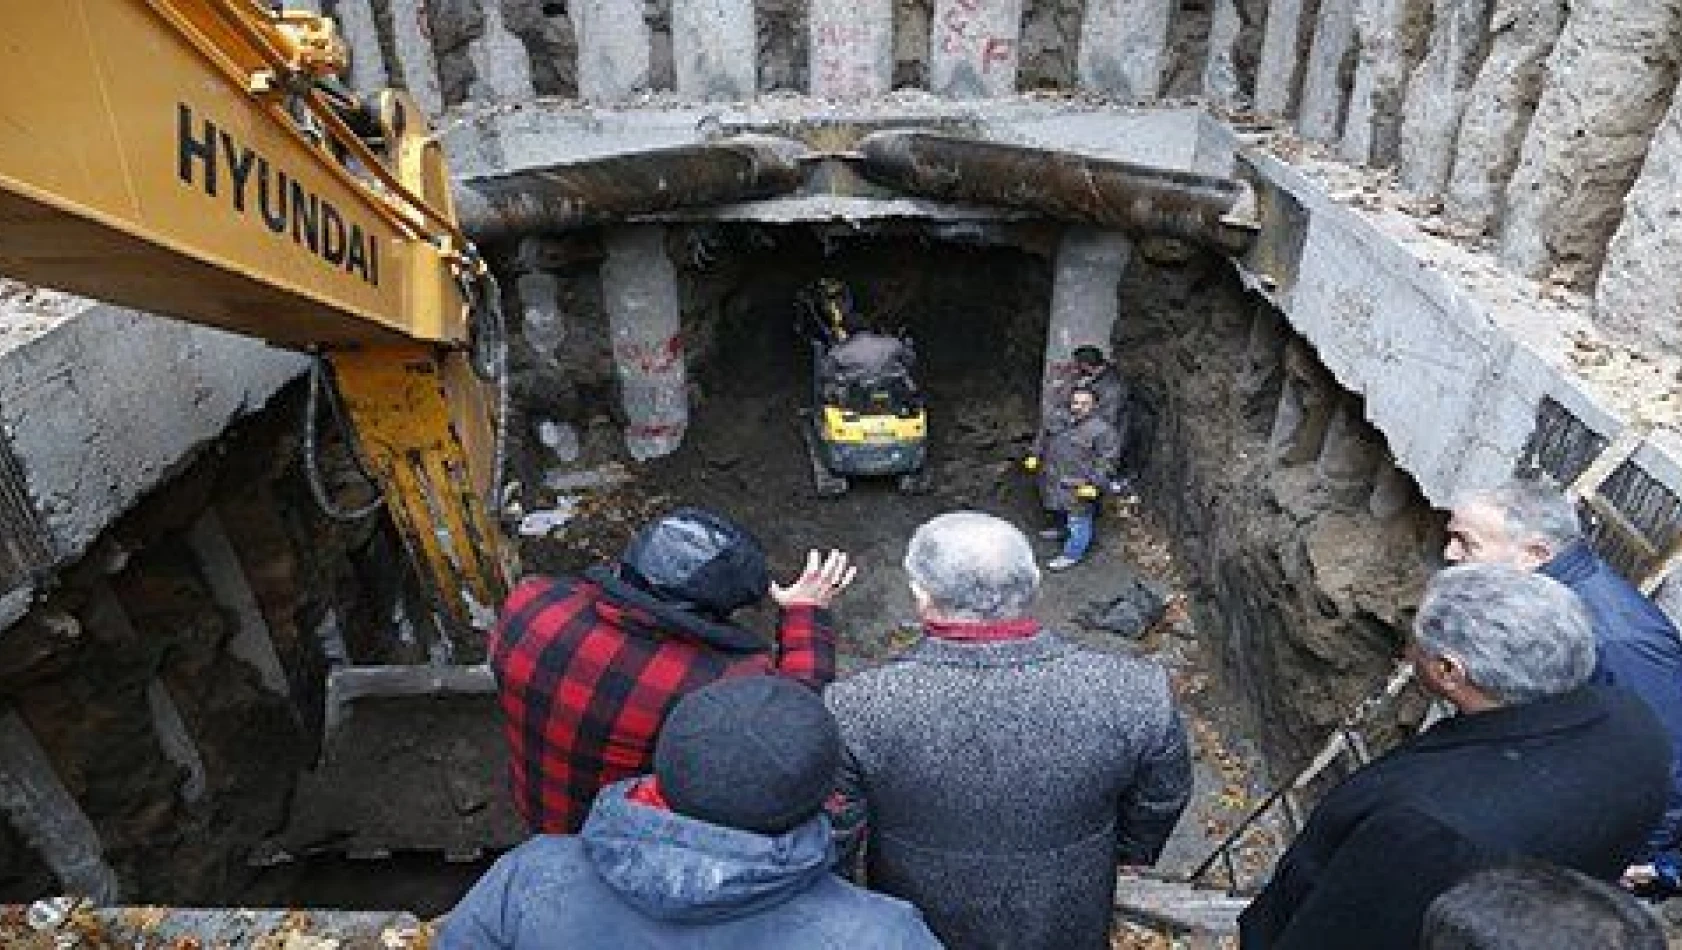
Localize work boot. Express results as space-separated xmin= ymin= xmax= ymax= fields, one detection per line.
xmin=1038 ymin=528 xmax=1066 ymax=541
xmin=1047 ymin=555 xmax=1081 ymax=572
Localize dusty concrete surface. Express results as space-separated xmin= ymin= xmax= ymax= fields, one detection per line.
xmin=1340 ymin=0 xmax=1429 ymax=167
xmin=1395 ymin=0 xmax=1489 ymax=194
xmin=0 ymin=300 xmax=303 ymax=575
xmin=1497 ymin=0 xmax=1682 ymax=287
xmin=1441 ymin=0 xmax=1564 ymax=231
xmin=1595 ymin=69 xmax=1682 ymax=354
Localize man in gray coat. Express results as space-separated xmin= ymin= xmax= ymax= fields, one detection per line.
xmin=827 ymin=511 xmax=1193 ymax=949
xmin=1027 ymin=386 xmax=1121 ymax=570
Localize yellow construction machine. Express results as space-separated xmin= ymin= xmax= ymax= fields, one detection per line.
xmin=0 ymin=0 xmax=511 ymax=636
xmin=0 ymin=0 xmax=522 ymax=858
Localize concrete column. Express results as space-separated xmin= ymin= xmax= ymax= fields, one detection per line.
xmin=570 ymin=0 xmax=653 ymax=102
xmin=315 ymin=607 xmax=351 ymax=667
xmin=1270 ymin=344 xmax=1337 ymax=465
xmin=0 ymin=712 xmax=121 ymax=903
xmin=1396 ymin=0 xmax=1492 ymax=196
xmin=77 ymin=580 xmax=209 ymax=806
xmin=1341 ymin=0 xmax=1431 ymax=166
xmin=672 ymin=0 xmax=757 ymax=100
xmin=333 ymin=0 xmax=391 ymax=96
xmin=516 ymin=271 xmax=567 ymax=370
xmin=1595 ymin=67 xmax=1682 ymax=355
xmin=146 ymin=680 xmax=207 ymax=805
xmin=1315 ymin=399 xmax=1383 ymax=504
xmin=1239 ymin=305 xmax=1288 ymax=430
xmin=1368 ymin=454 xmax=1415 ymax=520
xmin=1442 ymin=0 xmax=1565 ymax=232
xmin=1075 ymin=0 xmax=1170 ymax=101
xmin=390 ymin=0 xmax=446 ymax=115
xmin=467 ymin=0 xmax=539 ymax=103
xmin=186 ymin=511 xmax=291 ymax=698
xmin=1298 ymin=0 xmax=1357 ymax=143
xmin=1202 ymin=0 xmax=1245 ymax=110
xmin=602 ymin=227 xmax=688 ymax=461
xmin=1498 ymin=0 xmax=1682 ymax=286
xmin=1040 ymin=230 xmax=1132 ymax=418
xmin=931 ymin=0 xmax=1025 ymax=98
xmin=810 ymin=0 xmax=894 ymax=98
xmin=1255 ymin=0 xmax=1311 ymax=115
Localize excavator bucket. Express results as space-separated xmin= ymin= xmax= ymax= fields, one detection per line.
xmin=265 ymin=665 xmax=522 ymax=863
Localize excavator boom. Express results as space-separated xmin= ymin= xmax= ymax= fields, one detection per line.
xmin=0 ymin=0 xmax=512 ymax=638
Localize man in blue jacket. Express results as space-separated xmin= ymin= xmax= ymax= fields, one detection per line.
xmin=438 ymin=676 xmax=940 ymax=949
xmin=1240 ymin=565 xmax=1670 ymax=949
xmin=1445 ymin=477 xmax=1682 ymax=890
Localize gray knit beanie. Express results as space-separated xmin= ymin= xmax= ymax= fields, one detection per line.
xmin=654 ymin=676 xmax=841 ymax=835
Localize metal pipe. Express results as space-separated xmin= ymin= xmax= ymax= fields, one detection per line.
xmin=454 ymin=136 xmax=810 ymax=242
xmin=854 ymin=130 xmax=1259 ymax=255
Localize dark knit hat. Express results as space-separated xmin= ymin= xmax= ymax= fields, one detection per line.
xmin=654 ymin=676 xmax=842 ymax=836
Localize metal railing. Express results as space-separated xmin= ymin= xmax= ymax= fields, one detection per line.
xmin=1186 ymin=662 xmax=1418 ymax=893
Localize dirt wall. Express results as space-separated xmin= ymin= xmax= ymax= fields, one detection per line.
xmin=0 ymin=386 xmax=416 ymax=905
xmin=1113 ymin=252 xmax=1435 ymax=765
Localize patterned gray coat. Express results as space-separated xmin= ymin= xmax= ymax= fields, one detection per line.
xmin=827 ymin=631 xmax=1193 ymax=950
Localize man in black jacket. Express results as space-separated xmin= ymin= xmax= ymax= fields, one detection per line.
xmin=1239 ymin=563 xmax=1672 ymax=950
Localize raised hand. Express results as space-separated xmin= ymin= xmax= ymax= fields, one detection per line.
xmin=770 ymin=549 xmax=857 ymax=608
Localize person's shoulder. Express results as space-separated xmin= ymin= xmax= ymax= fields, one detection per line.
xmin=504 ymin=573 xmax=590 ymax=611
xmin=796 ymin=875 xmax=940 ymax=944
xmin=499 ymin=833 xmax=589 ymax=871
xmin=465 ymin=834 xmax=592 ymax=898
xmin=826 ymin=652 xmax=921 ymax=703
xmin=1054 ymin=633 xmax=1169 ymax=678
xmin=1039 ymin=633 xmax=1177 ymax=704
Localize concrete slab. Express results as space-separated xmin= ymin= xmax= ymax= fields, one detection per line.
xmin=1234 ymin=147 xmax=1682 ymax=518
xmin=0 ymin=298 xmax=304 ymax=607
xmin=442 ymin=99 xmax=1223 ymax=183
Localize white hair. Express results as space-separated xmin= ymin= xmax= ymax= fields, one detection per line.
xmin=904 ymin=511 xmax=1041 ymax=621
xmin=1415 ymin=563 xmax=1595 ymax=705
xmin=1456 ymin=478 xmax=1583 ymax=552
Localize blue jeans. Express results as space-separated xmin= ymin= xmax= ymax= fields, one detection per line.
xmin=1062 ymin=509 xmax=1095 ymax=561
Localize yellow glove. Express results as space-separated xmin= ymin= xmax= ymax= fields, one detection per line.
xmin=1023 ymin=455 xmax=1040 ymax=473
xmin=1075 ymin=483 xmax=1100 ymax=501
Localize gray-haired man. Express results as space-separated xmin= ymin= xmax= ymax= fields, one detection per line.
xmin=1240 ymin=564 xmax=1671 ymax=950
xmin=826 ymin=511 xmax=1191 ymax=950
xmin=1445 ymin=478 xmax=1682 ymax=888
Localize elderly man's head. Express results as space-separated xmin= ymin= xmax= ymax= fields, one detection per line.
xmin=904 ymin=512 xmax=1041 ymax=622
xmin=1444 ymin=479 xmax=1582 ymax=570
xmin=1410 ymin=564 xmax=1595 ymax=712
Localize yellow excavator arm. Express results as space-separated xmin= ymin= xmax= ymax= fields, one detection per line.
xmin=0 ymin=0 xmax=512 ymax=636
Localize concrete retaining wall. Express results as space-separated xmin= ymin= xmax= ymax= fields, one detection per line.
xmin=0 ymin=300 xmax=303 ymax=626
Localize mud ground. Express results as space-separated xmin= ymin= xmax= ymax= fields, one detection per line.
xmin=237 ymin=264 xmax=1281 ymax=920
xmin=519 ymin=300 xmax=1281 ymax=892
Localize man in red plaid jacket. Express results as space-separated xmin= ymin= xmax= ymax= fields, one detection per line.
xmin=489 ymin=507 xmax=856 ymax=834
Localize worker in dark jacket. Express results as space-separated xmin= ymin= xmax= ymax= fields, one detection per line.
xmin=1240 ymin=564 xmax=1671 ymax=950
xmin=828 ymin=511 xmax=1192 ymax=950
xmin=489 ymin=507 xmax=855 ymax=834
xmin=1065 ymin=344 xmax=1130 ymax=448
xmin=439 ymin=676 xmax=942 ymax=949
xmin=1445 ymin=478 xmax=1682 ymax=890
xmin=1026 ymin=385 xmax=1120 ymax=570
xmin=824 ymin=328 xmax=915 ymax=390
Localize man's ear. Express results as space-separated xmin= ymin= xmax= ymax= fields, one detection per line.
xmin=909 ymin=582 xmax=933 ymax=615
xmin=1436 ymin=652 xmax=1468 ymax=687
xmin=1520 ymin=539 xmax=1556 ymax=570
